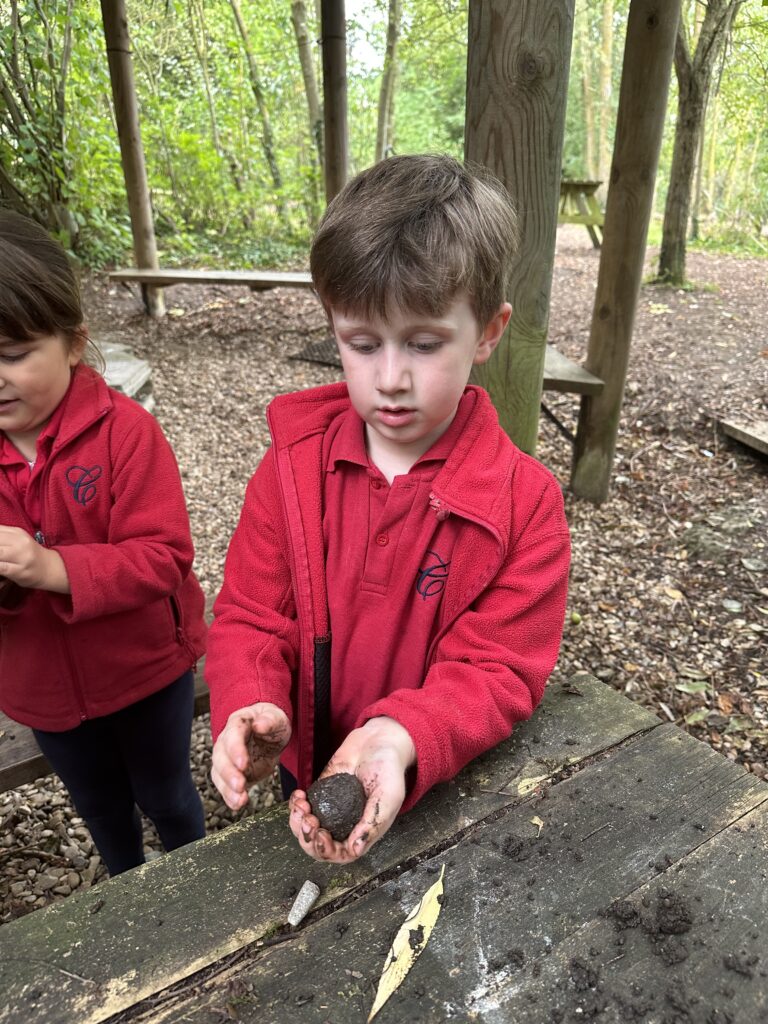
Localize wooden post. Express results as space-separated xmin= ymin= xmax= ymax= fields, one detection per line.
xmin=320 ymin=0 xmax=348 ymax=202
xmin=465 ymin=0 xmax=575 ymax=455
xmin=571 ymin=0 xmax=681 ymax=502
xmin=100 ymin=0 xmax=164 ymax=317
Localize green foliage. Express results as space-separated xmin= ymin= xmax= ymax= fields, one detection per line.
xmin=0 ymin=0 xmax=764 ymax=267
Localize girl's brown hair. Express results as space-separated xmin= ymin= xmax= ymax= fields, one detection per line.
xmin=0 ymin=210 xmax=103 ymax=370
xmin=310 ymin=154 xmax=519 ymax=329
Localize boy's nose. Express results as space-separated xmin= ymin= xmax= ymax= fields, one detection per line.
xmin=376 ymin=348 xmax=409 ymax=394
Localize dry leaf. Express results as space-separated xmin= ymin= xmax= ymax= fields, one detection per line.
xmin=664 ymin=587 xmax=684 ymax=601
xmin=718 ymin=693 xmax=735 ymax=715
xmin=530 ymin=815 xmax=545 ymax=837
xmin=368 ymin=865 xmax=445 ymax=1021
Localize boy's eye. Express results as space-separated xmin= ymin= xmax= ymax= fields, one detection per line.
xmin=0 ymin=352 xmax=27 ymax=364
xmin=346 ymin=340 xmax=378 ymax=354
xmin=410 ymin=337 xmax=443 ymax=353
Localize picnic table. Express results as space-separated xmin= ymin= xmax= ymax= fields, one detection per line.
xmin=1 ymin=674 xmax=766 ymax=1023
xmin=559 ymin=179 xmax=605 ymax=248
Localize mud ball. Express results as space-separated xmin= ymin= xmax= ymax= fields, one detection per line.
xmin=307 ymin=773 xmax=366 ymax=841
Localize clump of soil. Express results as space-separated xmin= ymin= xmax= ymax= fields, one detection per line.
xmin=307 ymin=773 xmax=366 ymax=841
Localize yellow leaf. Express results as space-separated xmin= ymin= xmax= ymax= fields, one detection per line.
xmin=530 ymin=815 xmax=545 ymax=837
xmin=368 ymin=865 xmax=445 ymax=1021
xmin=664 ymin=587 xmax=684 ymax=601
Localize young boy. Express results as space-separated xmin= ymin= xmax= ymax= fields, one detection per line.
xmin=206 ymin=154 xmax=570 ymax=864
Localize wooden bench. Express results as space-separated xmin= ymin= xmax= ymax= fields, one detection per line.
xmin=2 ymin=674 xmax=767 ymax=1023
xmin=0 ymin=670 xmax=209 ymax=794
xmin=559 ymin=179 xmax=605 ymax=248
xmin=109 ymin=267 xmax=315 ymax=291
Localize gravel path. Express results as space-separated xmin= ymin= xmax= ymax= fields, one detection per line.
xmin=1 ymin=228 xmax=765 ymax=924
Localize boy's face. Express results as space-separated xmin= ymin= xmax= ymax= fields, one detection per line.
xmin=331 ymin=296 xmax=511 ymax=468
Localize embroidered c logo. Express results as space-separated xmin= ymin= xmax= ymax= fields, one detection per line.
xmin=416 ymin=550 xmax=450 ymax=601
xmin=66 ymin=465 xmax=102 ymax=506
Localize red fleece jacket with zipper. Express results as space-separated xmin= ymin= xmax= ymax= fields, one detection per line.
xmin=0 ymin=365 xmax=206 ymax=731
xmin=206 ymin=383 xmax=570 ymax=812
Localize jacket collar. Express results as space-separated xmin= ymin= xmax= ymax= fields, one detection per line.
xmin=266 ymin=383 xmax=520 ymax=534
xmin=51 ymin=365 xmax=113 ymax=454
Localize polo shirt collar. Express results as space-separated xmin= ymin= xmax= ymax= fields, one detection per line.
xmin=326 ymin=388 xmax=477 ymax=475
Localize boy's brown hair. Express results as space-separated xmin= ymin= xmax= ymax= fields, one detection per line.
xmin=0 ymin=210 xmax=102 ymax=369
xmin=310 ymin=154 xmax=519 ymax=328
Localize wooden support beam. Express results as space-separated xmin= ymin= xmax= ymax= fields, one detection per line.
xmin=465 ymin=0 xmax=575 ymax=455
xmin=320 ymin=0 xmax=348 ymax=202
xmin=570 ymin=0 xmax=682 ymax=502
xmin=100 ymin=0 xmax=164 ymax=318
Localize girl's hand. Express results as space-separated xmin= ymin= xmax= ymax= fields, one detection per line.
xmin=0 ymin=527 xmax=69 ymax=593
xmin=211 ymin=703 xmax=291 ymax=810
xmin=288 ymin=716 xmax=416 ymax=864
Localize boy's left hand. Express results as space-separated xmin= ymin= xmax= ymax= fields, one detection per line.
xmin=288 ymin=716 xmax=416 ymax=863
xmin=0 ymin=526 xmax=69 ymax=593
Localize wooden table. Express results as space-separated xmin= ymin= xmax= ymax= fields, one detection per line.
xmin=559 ymin=180 xmax=605 ymax=248
xmin=1 ymin=675 xmax=766 ymax=1023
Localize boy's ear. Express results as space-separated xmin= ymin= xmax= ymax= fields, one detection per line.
xmin=473 ymin=303 xmax=512 ymax=365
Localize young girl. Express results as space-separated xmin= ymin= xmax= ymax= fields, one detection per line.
xmin=0 ymin=211 xmax=207 ymax=875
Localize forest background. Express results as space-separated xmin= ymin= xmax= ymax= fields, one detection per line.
xmin=1 ymin=0 xmax=767 ymax=274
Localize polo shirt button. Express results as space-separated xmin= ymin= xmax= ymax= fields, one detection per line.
xmin=371 ymin=478 xmax=383 ymax=489
xmin=376 ymin=532 xmax=389 ymax=546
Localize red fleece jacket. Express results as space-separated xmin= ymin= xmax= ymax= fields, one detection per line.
xmin=0 ymin=366 xmax=206 ymax=730
xmin=206 ymin=383 xmax=570 ymax=811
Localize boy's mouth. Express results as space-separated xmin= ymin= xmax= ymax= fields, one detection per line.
xmin=376 ymin=406 xmax=416 ymax=427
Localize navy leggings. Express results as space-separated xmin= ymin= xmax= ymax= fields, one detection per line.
xmin=33 ymin=671 xmax=205 ymax=876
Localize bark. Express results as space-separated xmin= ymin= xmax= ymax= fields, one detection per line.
xmin=375 ymin=0 xmax=401 ymax=162
xmin=291 ymin=0 xmax=324 ymax=171
xmin=657 ymin=0 xmax=743 ymax=285
xmin=228 ymin=0 xmax=284 ymax=206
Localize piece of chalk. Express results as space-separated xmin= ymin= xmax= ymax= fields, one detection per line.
xmin=287 ymin=880 xmax=321 ymax=927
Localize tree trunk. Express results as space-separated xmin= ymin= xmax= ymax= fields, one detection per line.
xmin=598 ymin=0 xmax=613 ymax=183
xmin=320 ymin=0 xmax=348 ymax=202
xmin=291 ymin=0 xmax=324 ymax=171
xmin=100 ymin=0 xmax=164 ymax=317
xmin=465 ymin=0 xmax=575 ymax=455
xmin=657 ymin=0 xmax=743 ymax=285
xmin=578 ymin=4 xmax=596 ymax=178
xmin=228 ymin=0 xmax=284 ymax=207
xmin=571 ymin=0 xmax=682 ymax=503
xmin=375 ymin=0 xmax=401 ymax=162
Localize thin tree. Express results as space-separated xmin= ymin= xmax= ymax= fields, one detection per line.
xmin=577 ymin=3 xmax=596 ymax=178
xmin=228 ymin=0 xmax=284 ymax=208
xmin=657 ymin=0 xmax=743 ymax=285
xmin=597 ymin=0 xmax=613 ymax=182
xmin=375 ymin=0 xmax=401 ymax=162
xmin=291 ymin=0 xmax=324 ymax=171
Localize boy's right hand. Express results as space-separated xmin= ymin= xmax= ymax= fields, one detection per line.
xmin=211 ymin=703 xmax=291 ymax=810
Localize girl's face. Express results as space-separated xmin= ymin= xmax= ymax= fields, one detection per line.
xmin=0 ymin=332 xmax=85 ymax=454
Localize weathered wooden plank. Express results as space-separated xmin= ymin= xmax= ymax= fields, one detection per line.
xmin=109 ymin=269 xmax=313 ymax=290
xmin=140 ymin=725 xmax=767 ymax=1024
xmin=0 ymin=678 xmax=652 ymax=1023
xmin=720 ymin=418 xmax=768 ymax=458
xmin=500 ymin=799 xmax=768 ymax=1022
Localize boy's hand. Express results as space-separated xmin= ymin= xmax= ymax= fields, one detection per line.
xmin=288 ymin=716 xmax=416 ymax=864
xmin=0 ymin=526 xmax=69 ymax=593
xmin=211 ymin=703 xmax=291 ymax=811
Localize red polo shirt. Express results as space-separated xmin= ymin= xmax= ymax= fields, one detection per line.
xmin=322 ymin=391 xmax=476 ymax=748
xmin=0 ymin=392 xmax=69 ymax=531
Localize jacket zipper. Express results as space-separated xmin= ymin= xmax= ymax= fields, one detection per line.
xmin=170 ymin=593 xmax=198 ymax=666
xmin=39 ymin=458 xmax=90 ymax=721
